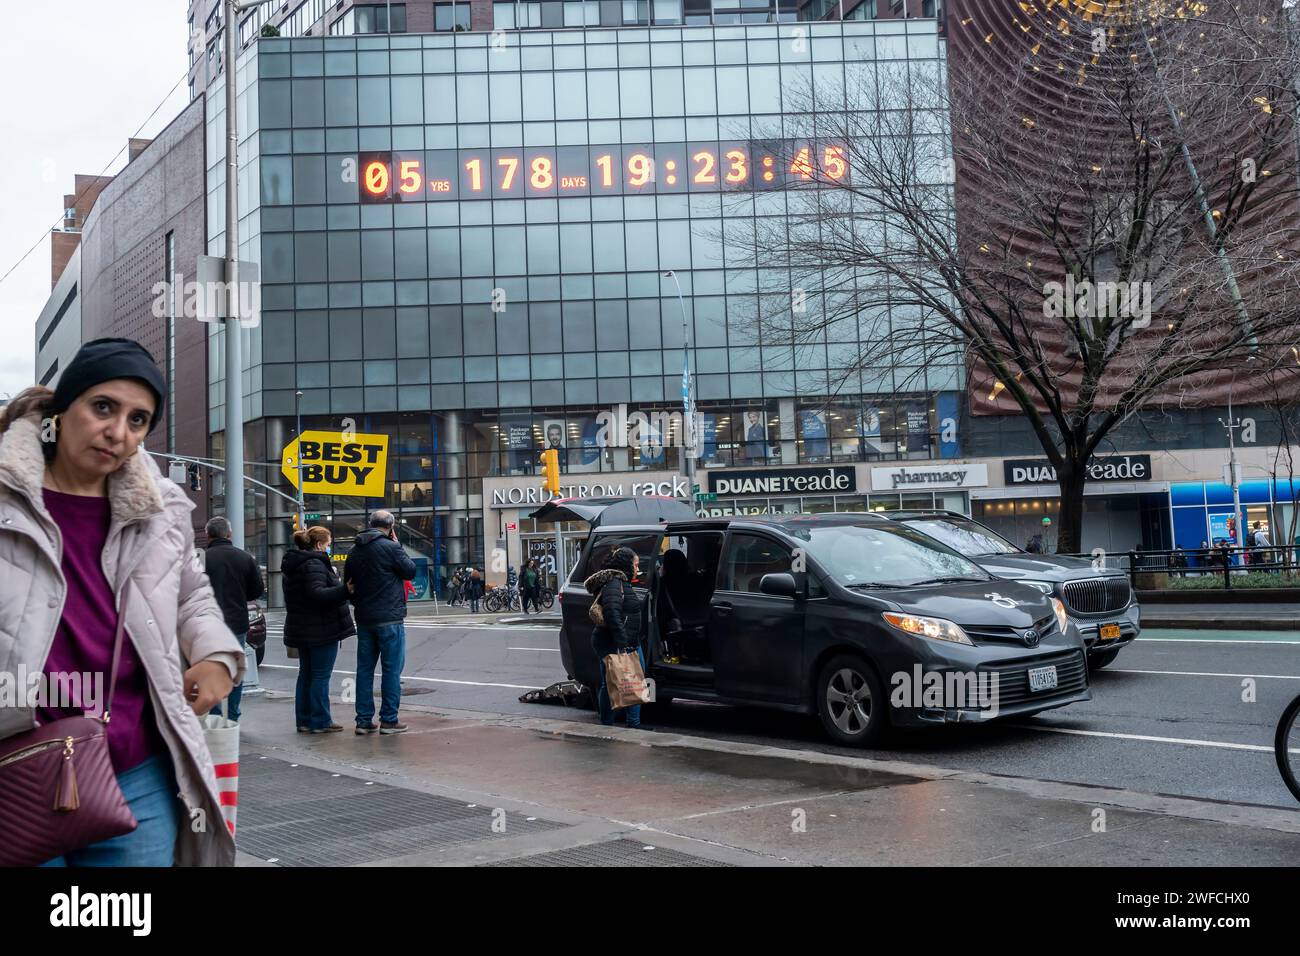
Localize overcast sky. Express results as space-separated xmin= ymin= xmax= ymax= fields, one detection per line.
xmin=0 ymin=1 xmax=190 ymax=400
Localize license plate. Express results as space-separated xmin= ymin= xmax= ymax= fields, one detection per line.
xmin=1028 ymin=665 xmax=1058 ymax=692
xmin=1099 ymin=623 xmax=1122 ymax=641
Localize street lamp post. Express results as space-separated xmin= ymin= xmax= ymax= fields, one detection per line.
xmin=294 ymin=389 xmax=305 ymax=528
xmin=663 ymin=270 xmax=696 ymax=495
xmin=222 ymin=0 xmax=285 ymax=549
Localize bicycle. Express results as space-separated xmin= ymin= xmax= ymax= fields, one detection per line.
xmin=1276 ymin=691 xmax=1300 ymax=803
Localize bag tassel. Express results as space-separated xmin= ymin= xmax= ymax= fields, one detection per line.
xmin=53 ymin=740 xmax=79 ymax=812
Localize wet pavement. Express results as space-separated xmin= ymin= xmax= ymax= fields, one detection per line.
xmin=233 ymin=693 xmax=1300 ymax=866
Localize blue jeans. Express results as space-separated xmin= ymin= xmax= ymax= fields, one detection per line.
xmin=209 ymin=631 xmax=247 ymax=722
xmin=355 ymin=623 xmax=406 ymax=726
xmin=295 ymin=642 xmax=339 ymax=730
xmin=41 ymin=755 xmax=179 ymax=867
xmin=597 ymin=647 xmax=645 ymax=728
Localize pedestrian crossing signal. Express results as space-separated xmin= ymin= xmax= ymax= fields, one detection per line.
xmin=540 ymin=448 xmax=561 ymax=496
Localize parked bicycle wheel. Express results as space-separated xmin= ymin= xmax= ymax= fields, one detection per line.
xmin=484 ymin=589 xmax=501 ymax=613
xmin=540 ymin=588 xmax=554 ymax=610
xmin=510 ymin=591 xmax=522 ymax=612
xmin=1277 ymin=692 xmax=1300 ymax=804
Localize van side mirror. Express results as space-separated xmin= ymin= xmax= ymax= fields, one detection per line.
xmin=759 ymin=572 xmax=800 ymax=599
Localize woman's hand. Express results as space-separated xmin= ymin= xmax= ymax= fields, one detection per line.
xmin=183 ymin=660 xmax=234 ymax=715
xmin=346 ymin=579 xmax=355 ymax=594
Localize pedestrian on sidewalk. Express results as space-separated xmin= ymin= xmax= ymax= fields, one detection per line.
xmin=521 ymin=558 xmax=541 ymax=614
xmin=344 ymin=510 xmax=416 ymax=735
xmin=0 ymin=339 xmax=243 ymax=866
xmin=449 ymin=567 xmax=464 ymax=606
xmin=585 ymin=547 xmax=646 ymax=729
xmin=467 ymin=568 xmax=484 ymax=613
xmin=203 ymin=515 xmax=265 ymax=723
xmin=282 ymin=526 xmax=355 ymax=734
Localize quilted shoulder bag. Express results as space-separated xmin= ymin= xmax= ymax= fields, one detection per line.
xmin=0 ymin=584 xmax=139 ymax=866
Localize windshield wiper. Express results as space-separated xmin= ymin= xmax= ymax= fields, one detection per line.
xmin=912 ymin=576 xmax=989 ymax=586
xmin=844 ymin=582 xmax=908 ymax=590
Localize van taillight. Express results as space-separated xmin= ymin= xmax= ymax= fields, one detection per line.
xmin=557 ymin=592 xmax=563 ymax=603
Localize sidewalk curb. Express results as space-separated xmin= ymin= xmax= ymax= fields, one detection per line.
xmin=247 ymin=691 xmax=1300 ymax=837
xmin=1144 ymin=617 xmax=1299 ymax=631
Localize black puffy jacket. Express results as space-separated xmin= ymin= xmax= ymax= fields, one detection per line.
xmin=585 ymin=569 xmax=644 ymax=658
xmin=281 ymin=548 xmax=356 ymax=649
xmin=344 ymin=529 xmax=418 ymax=627
xmin=204 ymin=538 xmax=265 ymax=634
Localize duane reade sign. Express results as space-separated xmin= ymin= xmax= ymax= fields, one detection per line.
xmin=871 ymin=464 xmax=989 ymax=491
xmin=708 ymin=466 xmax=857 ymax=497
xmin=1003 ymin=455 xmax=1153 ymax=485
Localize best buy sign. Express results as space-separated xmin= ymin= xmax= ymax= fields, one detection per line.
xmin=281 ymin=430 xmax=389 ymax=498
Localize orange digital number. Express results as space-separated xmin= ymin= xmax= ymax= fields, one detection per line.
xmin=595 ymin=154 xmax=614 ymax=188
xmin=364 ymin=160 xmax=390 ymax=195
xmin=498 ymin=156 xmax=520 ymax=191
xmin=398 ymin=159 xmax=422 ymax=194
xmin=627 ymin=153 xmax=654 ymax=188
xmin=465 ymin=157 xmax=483 ymax=192
xmin=530 ymin=156 xmax=554 ymax=190
xmin=822 ymin=145 xmax=847 ymax=181
xmin=790 ymin=147 xmax=814 ymax=180
xmin=724 ymin=149 xmax=747 ymax=184
xmin=692 ymin=150 xmax=717 ymax=185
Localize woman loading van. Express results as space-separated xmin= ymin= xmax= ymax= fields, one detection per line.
xmin=584 ymin=547 xmax=645 ymax=728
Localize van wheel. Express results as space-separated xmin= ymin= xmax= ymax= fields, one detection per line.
xmin=816 ymin=654 xmax=887 ymax=747
xmin=1089 ymin=648 xmax=1121 ymax=670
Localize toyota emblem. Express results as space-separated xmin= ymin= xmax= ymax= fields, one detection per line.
xmin=1023 ymin=628 xmax=1041 ymax=647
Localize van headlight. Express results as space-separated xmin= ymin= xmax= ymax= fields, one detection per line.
xmin=1051 ymin=597 xmax=1069 ymax=634
xmin=882 ymin=612 xmax=973 ymax=646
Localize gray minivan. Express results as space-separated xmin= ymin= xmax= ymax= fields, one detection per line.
xmin=559 ymin=513 xmax=1092 ymax=746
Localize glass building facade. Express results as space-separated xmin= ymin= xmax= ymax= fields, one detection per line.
xmin=203 ymin=18 xmax=954 ymax=600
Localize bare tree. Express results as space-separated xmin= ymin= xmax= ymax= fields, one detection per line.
xmin=740 ymin=0 xmax=1300 ymax=552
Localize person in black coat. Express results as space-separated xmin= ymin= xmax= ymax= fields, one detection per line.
xmin=343 ymin=511 xmax=418 ymax=734
xmin=584 ymin=547 xmax=646 ymax=728
xmin=203 ymin=515 xmax=265 ymax=722
xmin=281 ymin=526 xmax=355 ymax=733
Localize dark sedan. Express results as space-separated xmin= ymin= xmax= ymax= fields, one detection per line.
xmin=884 ymin=511 xmax=1140 ymax=668
xmin=559 ymin=513 xmax=1091 ymax=746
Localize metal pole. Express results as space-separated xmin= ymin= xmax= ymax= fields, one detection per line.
xmin=223 ymin=0 xmax=245 ymax=549
xmin=295 ymin=389 xmax=305 ymax=527
xmin=663 ymin=270 xmax=695 ymax=495
xmin=1139 ymin=17 xmax=1256 ymax=348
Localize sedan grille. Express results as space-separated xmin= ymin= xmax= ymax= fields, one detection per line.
xmin=979 ymin=650 xmax=1088 ymax=708
xmin=1060 ymin=577 xmax=1131 ymax=615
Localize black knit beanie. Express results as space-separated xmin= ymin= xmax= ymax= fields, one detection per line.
xmin=604 ymin=547 xmax=637 ymax=580
xmin=52 ymin=338 xmax=167 ymax=433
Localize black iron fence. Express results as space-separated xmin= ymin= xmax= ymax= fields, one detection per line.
xmin=1064 ymin=546 xmax=1299 ymax=590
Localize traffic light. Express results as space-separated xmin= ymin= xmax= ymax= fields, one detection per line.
xmin=292 ymin=513 xmax=301 ymax=533
xmin=540 ymin=448 xmax=561 ymax=496
xmin=187 ymin=462 xmax=202 ymax=492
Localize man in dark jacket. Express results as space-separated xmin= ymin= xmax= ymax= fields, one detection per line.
xmin=344 ymin=510 xmax=417 ymax=734
xmin=203 ymin=516 xmax=265 ymax=722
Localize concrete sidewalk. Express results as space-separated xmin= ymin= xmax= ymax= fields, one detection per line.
xmin=1142 ymin=603 xmax=1299 ymax=631
xmin=232 ymin=692 xmax=1300 ymax=867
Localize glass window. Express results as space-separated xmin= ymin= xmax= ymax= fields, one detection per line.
xmin=720 ymin=533 xmax=792 ymax=593
xmin=435 ymin=2 xmax=472 ymax=30
xmin=494 ymin=2 xmax=517 ymax=28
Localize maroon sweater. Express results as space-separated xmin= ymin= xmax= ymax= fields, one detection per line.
xmin=37 ymin=489 xmax=164 ymax=773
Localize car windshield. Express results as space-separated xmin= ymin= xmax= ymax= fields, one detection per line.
xmin=903 ymin=516 xmax=1021 ymax=556
xmin=788 ymin=523 xmax=989 ymax=588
